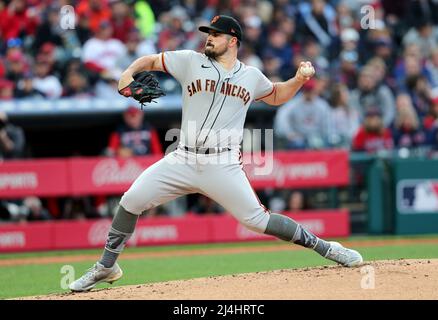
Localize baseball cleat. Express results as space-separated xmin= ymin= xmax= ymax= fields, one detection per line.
xmin=324 ymin=241 xmax=363 ymax=267
xmin=69 ymin=262 xmax=123 ymax=292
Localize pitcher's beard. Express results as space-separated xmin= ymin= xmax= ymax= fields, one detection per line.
xmin=205 ymin=45 xmax=227 ymax=59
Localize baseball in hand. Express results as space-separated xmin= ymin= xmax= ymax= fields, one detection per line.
xmin=299 ymin=62 xmax=315 ymax=77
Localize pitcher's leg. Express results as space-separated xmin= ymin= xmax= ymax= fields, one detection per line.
xmin=199 ymin=163 xmax=271 ymax=233
xmin=120 ymin=152 xmax=196 ymax=215
xmin=200 ymin=163 xmax=362 ymax=267
xmin=70 ymin=152 xmax=197 ymax=291
xmin=102 ymin=152 xmax=196 ymax=267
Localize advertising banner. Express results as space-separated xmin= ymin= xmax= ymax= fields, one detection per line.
xmin=0 ymin=159 xmax=69 ymax=198
xmin=0 ymin=210 xmax=350 ymax=252
xmin=242 ymin=150 xmax=349 ymax=189
xmin=393 ymin=159 xmax=438 ymax=234
xmin=0 ymin=150 xmax=349 ymax=198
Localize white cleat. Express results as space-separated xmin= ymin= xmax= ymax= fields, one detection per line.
xmin=69 ymin=262 xmax=123 ymax=292
xmin=324 ymin=241 xmax=363 ymax=267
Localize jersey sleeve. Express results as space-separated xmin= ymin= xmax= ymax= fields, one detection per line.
xmin=254 ymin=69 xmax=276 ymax=101
xmin=161 ymin=50 xmax=194 ymax=83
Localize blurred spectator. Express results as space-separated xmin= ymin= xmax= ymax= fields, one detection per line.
xmin=1 ymin=201 xmax=24 ymax=222
xmin=278 ymin=15 xmax=296 ymax=42
xmin=60 ymin=57 xmax=91 ymax=84
xmin=350 ymin=66 xmax=396 ymax=127
xmin=296 ymin=0 xmax=337 ymax=49
xmin=274 ymin=78 xmax=331 ymax=149
xmin=394 ymin=52 xmax=433 ymax=91
xmin=406 ymin=0 xmax=438 ymax=27
xmin=131 ymin=0 xmax=158 ymax=38
xmin=402 ymin=20 xmax=438 ymax=59
xmin=314 ymin=72 xmax=330 ymax=100
xmin=0 ymin=111 xmax=26 ymax=159
xmin=270 ymin=0 xmax=294 ymax=21
xmin=62 ymin=196 xmax=100 ymax=220
xmin=0 ymin=61 xmax=4 ymax=80
xmin=110 ymin=1 xmax=136 ymax=43
xmin=392 ymin=94 xmax=426 ymax=149
xmin=62 ymin=71 xmax=92 ymax=98
xmin=32 ymin=4 xmax=64 ymax=52
xmin=286 ymin=191 xmax=310 ymax=212
xmin=370 ymin=35 xmax=395 ymax=70
xmin=242 ymin=14 xmax=264 ymax=56
xmin=95 ymin=69 xmax=122 ymax=99
xmin=330 ymin=28 xmax=360 ymax=88
xmin=425 ymin=47 xmax=438 ymax=88
xmin=75 ymin=8 xmax=93 ymax=45
xmin=105 ymin=106 xmax=163 ymax=157
xmin=301 ymin=39 xmax=329 ymax=73
xmin=36 ymin=42 xmax=60 ymax=72
xmin=76 ymin=0 xmax=112 ymax=34
xmin=340 ymin=28 xmax=359 ymax=51
xmin=0 ymin=78 xmax=14 ymax=100
xmin=262 ymin=29 xmax=294 ymax=71
xmin=0 ymin=0 xmax=38 ymax=40
xmin=426 ymin=94 xmax=438 ymax=146
xmin=424 ymin=96 xmax=438 ymax=153
xmin=423 ymin=96 xmax=438 ymax=131
xmin=22 ymin=197 xmax=51 ymax=221
xmin=190 ymin=195 xmax=224 ymax=215
xmin=261 ymin=50 xmax=282 ymax=79
xmin=116 ymin=29 xmax=157 ymax=71
xmin=32 ymin=59 xmax=63 ymax=99
xmin=352 ymin=108 xmax=394 ymax=153
xmin=82 ymin=20 xmax=127 ymax=73
xmin=5 ymin=51 xmax=28 ymax=83
xmin=5 ymin=37 xmax=24 ymax=57
xmin=327 ymin=83 xmax=359 ymax=148
xmin=405 ymin=74 xmax=433 ymax=118
xmin=239 ymin=45 xmax=263 ymax=70
xmin=157 ymin=6 xmax=195 ymax=51
xmin=366 ymin=57 xmax=394 ymax=90
xmin=0 ymin=201 xmax=11 ymax=221
xmin=337 ymin=27 xmax=360 ymax=63
xmin=14 ymin=72 xmax=45 ymax=99
xmin=360 ymin=25 xmax=394 ymax=66
xmin=335 ymin=1 xmax=356 ymax=30
xmin=331 ymin=49 xmax=359 ymax=90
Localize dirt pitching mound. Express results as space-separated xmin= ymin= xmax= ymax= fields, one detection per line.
xmin=22 ymin=259 xmax=438 ymax=300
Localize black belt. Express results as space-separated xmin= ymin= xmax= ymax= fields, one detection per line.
xmin=182 ymin=146 xmax=231 ymax=154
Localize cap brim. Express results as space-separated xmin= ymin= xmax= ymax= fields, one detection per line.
xmin=199 ymin=25 xmax=226 ymax=34
xmin=198 ymin=26 xmax=241 ymax=41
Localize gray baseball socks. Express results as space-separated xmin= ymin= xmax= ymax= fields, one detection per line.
xmin=100 ymin=208 xmax=330 ymax=268
xmin=264 ymin=213 xmax=330 ymax=256
xmin=99 ymin=206 xmax=138 ymax=268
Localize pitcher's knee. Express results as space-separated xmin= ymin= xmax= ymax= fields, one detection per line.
xmin=120 ymin=191 xmax=149 ymax=216
xmin=241 ymin=209 xmax=270 ymax=234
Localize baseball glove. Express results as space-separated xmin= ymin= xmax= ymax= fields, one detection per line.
xmin=118 ymin=71 xmax=166 ymax=108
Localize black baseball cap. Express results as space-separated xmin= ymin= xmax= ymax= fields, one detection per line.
xmin=199 ymin=15 xmax=243 ymax=41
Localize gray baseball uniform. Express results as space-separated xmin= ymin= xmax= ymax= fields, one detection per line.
xmin=120 ymin=50 xmax=276 ymax=233
xmin=69 ymin=18 xmax=361 ymax=292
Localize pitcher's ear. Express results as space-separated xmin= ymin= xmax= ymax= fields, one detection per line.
xmin=229 ymin=36 xmax=238 ymax=47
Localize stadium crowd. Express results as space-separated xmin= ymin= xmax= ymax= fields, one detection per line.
xmin=1 ymin=0 xmax=438 ymax=221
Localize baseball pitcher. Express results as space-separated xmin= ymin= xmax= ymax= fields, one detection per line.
xmin=70 ymin=15 xmax=363 ymax=292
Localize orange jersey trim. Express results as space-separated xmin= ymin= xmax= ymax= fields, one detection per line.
xmin=255 ymin=83 xmax=276 ymax=101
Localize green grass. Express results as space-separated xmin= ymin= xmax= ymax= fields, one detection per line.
xmin=0 ymin=236 xmax=437 ymax=299
xmin=0 ymin=239 xmax=289 ymax=260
